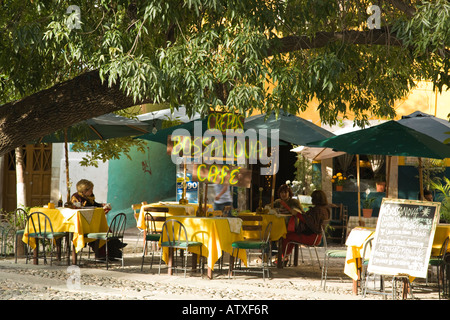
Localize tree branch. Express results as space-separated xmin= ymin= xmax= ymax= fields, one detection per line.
xmin=0 ymin=70 xmax=151 ymax=155
xmin=269 ymin=27 xmax=403 ymax=55
xmin=386 ymin=0 xmax=416 ymax=18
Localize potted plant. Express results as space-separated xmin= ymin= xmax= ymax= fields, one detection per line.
xmin=362 ymin=189 xmax=375 ymax=218
xmin=331 ymin=172 xmax=347 ymax=191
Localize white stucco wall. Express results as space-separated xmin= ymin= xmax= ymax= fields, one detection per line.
xmin=58 ymin=148 xmax=109 ymax=204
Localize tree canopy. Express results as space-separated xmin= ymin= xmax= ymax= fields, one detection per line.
xmin=0 ymin=0 xmax=449 ymax=155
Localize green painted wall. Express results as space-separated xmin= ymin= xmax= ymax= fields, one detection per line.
xmin=106 ymin=141 xmax=176 ymax=228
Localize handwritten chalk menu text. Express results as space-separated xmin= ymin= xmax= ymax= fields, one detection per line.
xmin=368 ymin=198 xmax=440 ymax=278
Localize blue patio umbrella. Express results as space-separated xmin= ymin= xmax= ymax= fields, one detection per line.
xmin=397 ymin=111 xmax=450 ymax=144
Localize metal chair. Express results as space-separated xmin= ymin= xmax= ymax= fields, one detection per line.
xmin=158 ymin=219 xmax=204 ymax=277
xmin=25 ymin=211 xmax=69 ymax=265
xmin=239 ymin=215 xmax=263 ymax=240
xmin=428 ymin=236 xmax=449 ymax=299
xmin=85 ymin=213 xmax=127 ymax=270
xmin=327 ymin=204 xmax=348 ymax=244
xmin=361 ymin=236 xmax=389 ymax=298
xmin=141 ymin=212 xmax=166 ymax=271
xmin=284 ymin=222 xmax=328 ymax=269
xmin=321 ymin=246 xmax=347 ymax=290
xmin=229 ymin=222 xmax=273 ymax=280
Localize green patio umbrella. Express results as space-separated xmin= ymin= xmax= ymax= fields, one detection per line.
xmin=38 ymin=113 xmax=150 ymax=143
xmin=136 ymin=118 xmax=209 ymax=144
xmin=307 ymin=120 xmax=450 ymax=159
xmin=37 ymin=113 xmax=150 ymax=204
xmin=244 ymin=111 xmax=335 ymax=205
xmin=307 ymin=120 xmax=450 ymax=221
xmin=244 ymin=111 xmax=335 ymax=145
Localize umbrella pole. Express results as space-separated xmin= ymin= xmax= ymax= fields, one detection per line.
xmin=418 ymin=157 xmax=424 ymax=200
xmin=204 ymin=183 xmax=208 ymax=215
xmin=64 ymin=128 xmax=72 ymax=206
xmin=386 ymin=156 xmax=391 ymax=198
xmin=357 ymin=154 xmax=363 ymax=226
xmin=270 ymin=148 xmax=278 ymax=208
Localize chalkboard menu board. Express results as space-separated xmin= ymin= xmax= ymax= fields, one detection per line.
xmin=368 ymin=198 xmax=441 ymax=279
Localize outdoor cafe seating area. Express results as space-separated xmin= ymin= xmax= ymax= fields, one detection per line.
xmin=1 ymin=198 xmax=449 ymax=300
xmin=1 ymin=111 xmax=450 ymax=300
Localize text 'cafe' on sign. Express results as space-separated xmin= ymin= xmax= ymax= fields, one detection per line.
xmin=167 ymin=112 xmax=280 ymax=177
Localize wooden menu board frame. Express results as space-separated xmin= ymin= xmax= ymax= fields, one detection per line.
xmin=368 ymin=198 xmax=441 ymax=279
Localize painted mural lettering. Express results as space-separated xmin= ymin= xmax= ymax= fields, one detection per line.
xmin=207 ymin=112 xmax=245 ymax=132
xmin=193 ymin=163 xmax=251 ymax=188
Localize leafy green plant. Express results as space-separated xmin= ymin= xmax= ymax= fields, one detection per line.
xmin=362 ymin=189 xmax=375 ymax=209
xmin=429 ymin=177 xmax=450 ymax=223
xmin=362 ymin=197 xmax=375 ymax=209
xmin=292 ymin=153 xmax=321 ymax=195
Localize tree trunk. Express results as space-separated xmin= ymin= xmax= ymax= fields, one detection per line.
xmin=15 ymin=147 xmax=26 ymax=208
xmin=0 ymin=70 xmax=151 ymax=156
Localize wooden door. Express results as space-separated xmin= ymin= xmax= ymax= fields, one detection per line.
xmin=3 ymin=144 xmax=52 ymax=212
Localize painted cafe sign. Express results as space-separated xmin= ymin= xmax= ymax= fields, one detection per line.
xmin=166 ymin=112 xmax=279 ymax=186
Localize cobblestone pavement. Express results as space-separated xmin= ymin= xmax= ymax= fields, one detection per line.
xmin=0 ymin=241 xmax=442 ymax=302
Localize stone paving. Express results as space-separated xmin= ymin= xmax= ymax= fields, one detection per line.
xmin=0 ymin=231 xmax=443 ymax=301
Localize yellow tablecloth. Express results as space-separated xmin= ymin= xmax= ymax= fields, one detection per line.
xmin=137 ymin=202 xmax=211 ymax=230
xmin=432 ymin=224 xmax=450 ymax=256
xmin=23 ymin=207 xmax=108 ymax=252
xmin=237 ymin=212 xmax=287 ymax=241
xmin=161 ymin=216 xmax=247 ymax=271
xmin=344 ymin=227 xmax=375 ymax=281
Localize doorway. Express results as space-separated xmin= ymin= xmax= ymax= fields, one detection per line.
xmin=2 ymin=144 xmax=52 ymax=212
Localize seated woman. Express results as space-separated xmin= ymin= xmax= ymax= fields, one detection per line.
xmin=71 ymin=179 xmax=111 ymax=213
xmin=273 ymin=184 xmax=303 ymax=216
xmin=71 ymin=179 xmax=123 ymax=260
xmin=281 ymin=190 xmax=330 ymax=262
xmin=272 ymin=184 xmax=304 ymax=257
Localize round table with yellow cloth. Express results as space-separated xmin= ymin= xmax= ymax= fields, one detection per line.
xmin=237 ymin=212 xmax=287 ymax=241
xmin=23 ymin=207 xmax=108 ymax=253
xmin=137 ymin=202 xmax=212 ymax=231
xmin=432 ymin=224 xmax=450 ymax=256
xmin=160 ymin=216 xmax=247 ymax=278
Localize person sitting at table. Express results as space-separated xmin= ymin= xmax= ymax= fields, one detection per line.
xmin=272 ymin=184 xmax=304 ymax=258
xmin=213 ymin=183 xmax=233 ymax=216
xmin=71 ymin=179 xmax=124 ymax=260
xmin=281 ymin=189 xmax=330 ymax=265
xmin=273 ymin=184 xmax=304 ymax=216
xmin=71 ymin=179 xmax=111 ymax=214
